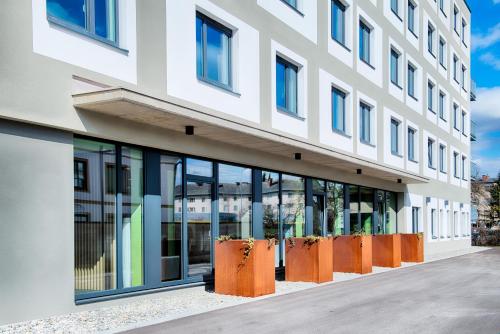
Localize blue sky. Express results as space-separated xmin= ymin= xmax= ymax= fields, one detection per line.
xmin=470 ymin=0 xmax=500 ymax=178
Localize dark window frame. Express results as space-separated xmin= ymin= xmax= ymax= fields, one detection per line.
xmin=276 ymin=56 xmax=300 ymax=115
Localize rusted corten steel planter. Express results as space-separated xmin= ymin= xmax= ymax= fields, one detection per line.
xmin=285 ymin=237 xmax=333 ymax=283
xmin=215 ymin=240 xmax=275 ymax=297
xmin=400 ymin=233 xmax=424 ymax=263
xmin=372 ymin=234 xmax=402 ymax=268
xmin=332 ymin=235 xmax=373 ymax=274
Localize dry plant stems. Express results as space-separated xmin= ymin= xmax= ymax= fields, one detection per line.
xmin=303 ymin=235 xmax=321 ymax=248
xmin=238 ymin=237 xmax=255 ymax=269
xmin=287 ymin=236 xmax=296 ymax=248
xmin=266 ymin=237 xmax=276 ymax=249
xmin=217 ymin=235 xmax=232 ymax=242
xmin=416 ymin=232 xmax=424 ymax=240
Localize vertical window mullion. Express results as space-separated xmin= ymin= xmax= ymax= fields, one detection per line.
xmin=203 ymin=21 xmax=208 ymax=79
xmin=88 ymin=0 xmax=96 ymax=35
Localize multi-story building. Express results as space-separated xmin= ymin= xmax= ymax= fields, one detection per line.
xmin=0 ymin=0 xmax=473 ymax=325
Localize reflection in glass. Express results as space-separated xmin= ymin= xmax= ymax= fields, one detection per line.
xmin=95 ymin=0 xmax=117 ymax=42
xmin=121 ymin=147 xmax=144 ymax=288
xmin=218 ymin=164 xmax=252 ymax=239
xmin=312 ymin=195 xmax=324 ymax=236
xmin=281 ymin=174 xmax=305 ymax=238
xmin=187 ymin=181 xmax=212 ymax=277
xmin=326 ymin=182 xmax=344 ymax=235
xmin=386 ymin=192 xmax=397 ymax=234
xmin=160 ymin=155 xmax=183 ymax=282
xmin=262 ymin=171 xmax=279 ymax=266
xmin=349 ymin=186 xmax=359 ymax=233
xmin=186 ymin=158 xmax=212 ymax=177
xmin=74 ymin=138 xmax=116 ymax=294
xmin=312 ymin=179 xmax=325 ymax=193
xmin=360 ymin=187 xmax=373 ymax=234
xmin=376 ymin=190 xmax=386 ymax=235
xmin=47 ymin=0 xmax=86 ymax=29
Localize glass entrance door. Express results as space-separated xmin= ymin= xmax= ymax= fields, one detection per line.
xmin=312 ymin=195 xmax=325 ymax=236
xmin=187 ymin=181 xmax=212 ymax=277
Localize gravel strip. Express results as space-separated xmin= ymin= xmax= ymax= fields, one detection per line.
xmin=0 ymin=246 xmax=488 ymax=334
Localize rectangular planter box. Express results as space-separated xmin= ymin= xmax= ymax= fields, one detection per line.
xmin=332 ymin=235 xmax=372 ymax=274
xmin=400 ymin=233 xmax=424 ymax=263
xmin=285 ymin=237 xmax=333 ymax=283
xmin=372 ymin=234 xmax=401 ymax=268
xmin=215 ymin=239 xmax=275 ymax=297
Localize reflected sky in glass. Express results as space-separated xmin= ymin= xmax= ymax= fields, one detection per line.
xmin=47 ymin=0 xmax=86 ymax=28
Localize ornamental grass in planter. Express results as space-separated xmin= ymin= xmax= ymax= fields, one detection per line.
xmin=332 ymin=234 xmax=372 ymax=274
xmin=400 ymin=233 xmax=424 ymax=263
xmin=215 ymin=236 xmax=275 ymax=297
xmin=372 ymin=234 xmax=401 ymax=268
xmin=285 ymin=236 xmax=333 ymax=283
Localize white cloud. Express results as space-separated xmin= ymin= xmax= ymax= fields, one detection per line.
xmin=472 ymin=23 xmax=500 ymax=51
xmin=472 ymin=86 xmax=500 ymax=120
xmin=479 ymin=52 xmax=500 ymax=70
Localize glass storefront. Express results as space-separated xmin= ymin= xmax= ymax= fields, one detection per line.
xmin=73 ymin=136 xmax=399 ymax=299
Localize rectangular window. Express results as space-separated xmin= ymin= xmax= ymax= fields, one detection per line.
xmin=326 ymin=182 xmax=344 ymax=236
xmin=408 ymin=1 xmax=416 ymax=34
xmin=219 ymin=164 xmax=252 ymax=239
xmin=412 ymin=207 xmax=419 ymax=233
xmin=439 ymin=144 xmax=446 ymax=173
xmin=454 ymin=6 xmax=459 ymax=32
xmin=462 ymin=156 xmax=467 ymax=179
xmin=439 ymin=0 xmax=444 ymax=12
xmin=428 ymin=138 xmax=435 ymax=168
xmin=391 ymin=119 xmax=400 ymax=155
xmin=391 ymin=0 xmax=399 ymax=16
xmin=453 ymin=104 xmax=459 ymax=129
xmin=276 ymin=56 xmax=299 ymax=115
xmin=359 ymin=20 xmax=371 ymax=65
xmin=439 ymin=38 xmax=446 ymax=67
xmin=74 ymin=138 xmax=117 ymax=295
xmin=427 ymin=81 xmax=434 ymax=112
xmin=332 ymin=88 xmax=346 ymax=133
xmin=453 ymin=55 xmax=459 ymax=81
xmin=47 ymin=0 xmax=118 ymax=44
xmin=461 ymin=65 xmax=466 ymax=90
xmin=454 ymin=152 xmax=459 ymax=178
xmin=428 ymin=24 xmax=435 ymax=55
xmin=74 ymin=158 xmax=88 ymax=191
xmin=281 ymin=174 xmax=305 ymax=238
xmin=462 ymin=110 xmax=466 ymax=134
xmin=408 ymin=128 xmax=415 ymax=161
xmin=439 ymin=91 xmax=445 ymax=120
xmin=196 ymin=13 xmax=232 ymax=88
xmin=331 ymin=0 xmax=346 ymax=45
xmin=408 ymin=64 xmax=416 ymax=98
xmin=431 ymin=208 xmax=438 ymax=239
xmin=390 ymin=49 xmax=400 ymax=86
xmin=462 ymin=19 xmax=467 ymax=44
xmin=360 ymin=103 xmax=371 ymax=143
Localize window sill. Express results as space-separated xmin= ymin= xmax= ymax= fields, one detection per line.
xmin=331 ymin=37 xmax=351 ymax=52
xmin=462 ymin=41 xmax=468 ymax=48
xmin=453 ymin=126 xmax=460 ymax=131
xmin=408 ymin=158 xmax=419 ymax=164
xmin=197 ymin=77 xmax=240 ymax=97
xmin=391 ymin=151 xmax=403 ymax=158
xmin=391 ymin=10 xmax=403 ymax=22
xmin=360 ymin=58 xmax=375 ymax=70
xmin=47 ymin=15 xmax=128 ymax=55
xmin=279 ymin=0 xmax=305 ymax=16
xmin=391 ymin=81 xmax=403 ymax=90
xmin=408 ymin=94 xmax=418 ymax=102
xmin=440 ymin=9 xmax=447 ymax=18
xmin=428 ymin=108 xmax=436 ymax=114
xmin=454 ymin=78 xmax=460 ymax=85
xmin=277 ymin=107 xmax=305 ymax=121
xmin=429 ymin=51 xmax=436 ymax=59
xmin=440 ymin=170 xmax=447 ymax=175
xmin=440 ymin=63 xmax=447 ymax=71
xmin=332 ymin=127 xmax=352 ymax=138
xmin=428 ymin=165 xmax=437 ymax=170
xmin=462 ymin=87 xmax=468 ymax=93
xmin=439 ymin=116 xmax=447 ymax=122
xmin=409 ymin=29 xmax=418 ymax=39
xmin=360 ymin=139 xmax=376 ymax=148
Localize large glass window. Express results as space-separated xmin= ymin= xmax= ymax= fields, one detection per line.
xmin=360 ymin=102 xmax=371 ymax=143
xmin=359 ymin=20 xmax=371 ymax=64
xmin=47 ymin=0 xmax=117 ymax=43
xmin=390 ymin=49 xmax=399 ymax=86
xmin=360 ymin=187 xmax=374 ymax=234
xmin=121 ymin=147 xmax=144 ymax=288
xmin=391 ymin=118 xmax=400 ymax=155
xmin=332 ymin=88 xmax=346 ymax=133
xmin=281 ymin=174 xmax=305 ymax=238
xmin=408 ymin=1 xmax=416 ymax=34
xmin=326 ymin=183 xmax=344 ymax=236
xmin=74 ymin=138 xmax=117 ymax=295
xmin=218 ymin=164 xmax=252 ymax=239
xmin=332 ymin=0 xmax=346 ymax=45
xmin=160 ymin=155 xmax=183 ymax=282
xmin=262 ymin=171 xmax=279 ymax=266
xmin=408 ymin=63 xmax=416 ymax=98
xmin=276 ymin=57 xmax=298 ymax=115
xmin=408 ymin=128 xmax=415 ymax=161
xmin=196 ymin=13 xmax=232 ymax=88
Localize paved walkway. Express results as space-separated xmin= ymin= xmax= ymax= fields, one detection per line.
xmin=126 ymin=248 xmax=500 ymax=334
